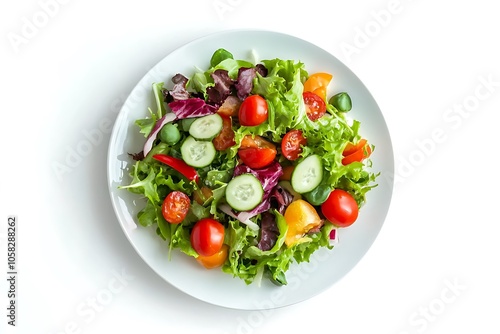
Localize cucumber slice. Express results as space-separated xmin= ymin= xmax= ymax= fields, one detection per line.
xmin=226 ymin=174 xmax=264 ymax=211
xmin=188 ymin=114 xmax=223 ymax=140
xmin=291 ymin=155 xmax=323 ymax=194
xmin=180 ymin=136 xmax=216 ymax=168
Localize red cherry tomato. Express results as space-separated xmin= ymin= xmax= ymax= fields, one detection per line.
xmin=281 ymin=130 xmax=307 ymax=161
xmin=238 ymin=135 xmax=277 ymax=169
xmin=239 ymin=95 xmax=268 ymax=126
xmin=240 ymin=134 xmax=275 ymax=150
xmin=303 ymin=92 xmax=327 ymax=121
xmin=212 ymin=115 xmax=235 ymax=151
xmin=238 ymin=148 xmax=277 ymax=169
xmin=161 ymin=191 xmax=191 ymax=224
xmin=321 ymin=189 xmax=359 ymax=228
xmin=190 ymin=218 xmax=225 ymax=257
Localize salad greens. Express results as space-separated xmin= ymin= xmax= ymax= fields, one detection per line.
xmin=120 ymin=49 xmax=378 ymax=285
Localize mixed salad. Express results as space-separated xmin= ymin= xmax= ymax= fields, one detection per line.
xmin=120 ymin=48 xmax=378 ymax=285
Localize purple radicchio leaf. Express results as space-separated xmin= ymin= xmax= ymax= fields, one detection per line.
xmin=206 ymin=69 xmax=234 ymax=105
xmin=168 ymin=97 xmax=217 ymax=119
xmin=256 ymin=212 xmax=279 ymax=251
xmin=233 ymin=161 xmax=283 ymax=193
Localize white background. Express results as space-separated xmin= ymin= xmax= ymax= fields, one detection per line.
xmin=1 ymin=0 xmax=499 ymax=333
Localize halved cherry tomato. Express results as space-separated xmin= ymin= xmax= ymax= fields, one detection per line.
xmin=238 ymin=148 xmax=276 ymax=169
xmin=196 ymin=244 xmax=229 ymax=269
xmin=238 ymin=135 xmax=277 ymax=169
xmin=284 ymin=199 xmax=323 ymax=247
xmin=281 ymin=130 xmax=307 ymax=161
xmin=161 ymin=191 xmax=191 ymax=224
xmin=342 ymin=139 xmax=372 ymax=165
xmin=303 ymin=92 xmax=327 ymax=121
xmin=303 ymin=72 xmax=332 ymax=102
xmin=321 ymin=189 xmax=358 ymax=228
xmin=240 ymin=134 xmax=275 ymax=150
xmin=212 ymin=115 xmax=235 ymax=151
xmin=239 ymin=95 xmax=268 ymax=126
xmin=190 ymin=218 xmax=225 ymax=257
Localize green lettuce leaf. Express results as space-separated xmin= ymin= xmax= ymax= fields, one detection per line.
xmin=222 ymin=219 xmax=260 ymax=284
xmin=211 ymin=58 xmax=254 ymax=79
xmin=169 ymin=223 xmax=198 ymax=258
xmin=152 ymin=82 xmax=166 ymax=119
xmin=137 ymin=200 xmax=157 ymax=227
xmin=134 ymin=107 xmax=158 ymax=138
xmin=119 ymin=161 xmax=160 ymax=204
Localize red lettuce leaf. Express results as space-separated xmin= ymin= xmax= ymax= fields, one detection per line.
xmin=256 ymin=212 xmax=279 ymax=251
xmin=235 ymin=64 xmax=268 ymax=100
xmin=270 ymin=184 xmax=293 ymax=215
xmin=162 ymin=73 xmax=190 ymax=102
xmin=255 ymin=63 xmax=268 ymax=77
xmin=207 ymin=69 xmax=234 ymax=105
xmin=235 ymin=67 xmax=256 ymax=100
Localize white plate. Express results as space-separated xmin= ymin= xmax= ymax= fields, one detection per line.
xmin=107 ymin=29 xmax=394 ymax=310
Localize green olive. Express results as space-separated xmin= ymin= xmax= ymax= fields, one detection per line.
xmin=329 ymin=92 xmax=352 ymax=112
xmin=210 ymin=48 xmax=234 ymax=67
xmin=304 ymin=184 xmax=331 ymax=206
xmin=159 ymin=123 xmax=181 ymax=145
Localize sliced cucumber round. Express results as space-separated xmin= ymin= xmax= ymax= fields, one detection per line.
xmin=188 ymin=114 xmax=223 ymax=140
xmin=291 ymin=155 xmax=323 ymax=194
xmin=226 ymin=174 xmax=264 ymax=212
xmin=180 ymin=136 xmax=216 ymax=168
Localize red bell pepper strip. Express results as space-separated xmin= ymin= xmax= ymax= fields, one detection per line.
xmin=152 ymin=154 xmax=199 ymax=183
